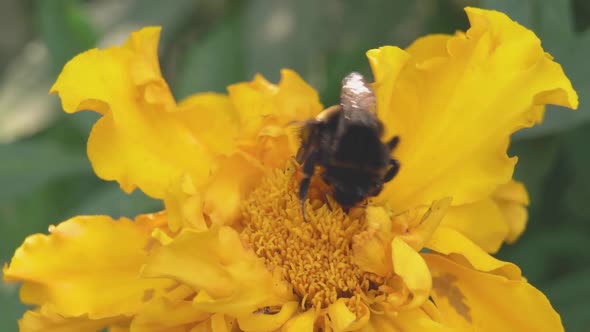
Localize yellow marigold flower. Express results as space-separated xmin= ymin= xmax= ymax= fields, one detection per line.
xmin=3 ymin=7 xmax=578 ymax=332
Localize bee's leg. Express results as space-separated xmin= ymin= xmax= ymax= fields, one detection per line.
xmin=299 ymin=151 xmax=318 ymax=222
xmin=387 ymin=135 xmax=400 ymax=151
xmin=322 ymin=190 xmax=333 ymax=210
xmin=383 ymin=159 xmax=400 ymax=182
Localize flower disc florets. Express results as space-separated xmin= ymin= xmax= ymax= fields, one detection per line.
xmin=241 ymin=165 xmax=383 ymax=314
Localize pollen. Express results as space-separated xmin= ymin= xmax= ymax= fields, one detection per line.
xmin=241 ymin=163 xmax=378 ymax=311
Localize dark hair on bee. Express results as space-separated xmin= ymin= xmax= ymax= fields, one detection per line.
xmin=296 ymin=72 xmax=400 ymax=221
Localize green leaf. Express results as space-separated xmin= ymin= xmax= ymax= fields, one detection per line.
xmin=322 ymin=49 xmax=373 ymax=105
xmin=0 ymin=279 xmax=25 ymax=332
xmin=564 ymin=180 xmax=590 ymax=219
xmin=114 ymin=0 xmax=198 ymax=43
xmin=174 ymin=14 xmax=245 ymax=99
xmin=0 ymin=141 xmax=89 ymax=202
xmin=562 ymin=123 xmax=590 ymax=218
xmin=35 ymin=0 xmax=97 ymax=74
xmin=69 ymin=183 xmax=162 ymax=219
xmin=240 ymin=0 xmax=326 ymax=83
xmin=542 ymin=269 xmax=590 ymax=332
xmin=498 ymin=228 xmax=590 ymax=284
xmin=241 ymin=0 xmax=423 ymax=101
xmin=480 ymin=0 xmax=589 ymax=138
xmin=0 ymin=43 xmax=56 ymax=143
xmin=509 ymin=135 xmax=559 ymax=204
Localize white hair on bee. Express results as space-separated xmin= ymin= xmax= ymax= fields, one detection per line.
xmin=340 ymin=72 xmax=376 ymax=114
xmin=341 ymin=72 xmax=372 ymax=95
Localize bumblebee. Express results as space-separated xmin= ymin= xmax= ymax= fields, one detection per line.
xmin=296 ymin=72 xmax=400 ymax=219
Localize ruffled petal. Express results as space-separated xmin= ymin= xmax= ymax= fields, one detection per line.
xmin=439 ymin=180 xmax=529 ymax=253
xmin=228 ymin=69 xmax=322 ymax=135
xmin=190 ymin=313 xmax=236 ymax=332
xmin=424 ymin=254 xmax=563 ymax=331
xmin=354 ymin=199 xmax=450 ymax=277
xmin=492 ymin=180 xmax=529 ymax=243
xmin=176 ymin=93 xmax=239 ymax=156
xmin=360 ymin=307 xmax=452 ymax=332
xmin=389 ymin=307 xmax=455 ymax=332
xmin=368 ymin=7 xmax=578 ymax=210
xmin=228 ymin=69 xmax=323 ymax=168
xmin=141 ymin=226 xmax=295 ymax=317
xmin=426 ymin=226 xmax=521 ymax=280
xmin=395 ymin=198 xmax=452 ymax=251
xmin=353 ymin=206 xmax=394 ymax=276
xmin=164 ymin=175 xmax=209 ymax=233
xmin=164 ymin=154 xmax=265 ymax=232
xmin=237 ymin=301 xmax=299 ymax=332
xmin=404 ymin=34 xmax=451 ymax=62
xmin=281 ymin=310 xmax=316 ymax=332
xmin=441 ymin=199 xmax=508 ymax=253
xmin=3 ymin=215 xmax=173 ymax=319
xmin=202 ymin=154 xmax=265 ymax=226
xmin=130 ymin=291 xmax=210 ymax=332
xmin=327 ymin=299 xmax=370 ymax=331
xmin=18 ymin=309 xmax=126 ymax=332
xmin=50 ymin=27 xmax=215 ymax=198
xmin=390 ymin=238 xmax=431 ymax=309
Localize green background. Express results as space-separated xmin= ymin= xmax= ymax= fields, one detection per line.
xmin=0 ymin=0 xmax=588 ymax=331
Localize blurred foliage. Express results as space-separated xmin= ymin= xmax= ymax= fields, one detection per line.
xmin=0 ymin=0 xmax=588 ymax=331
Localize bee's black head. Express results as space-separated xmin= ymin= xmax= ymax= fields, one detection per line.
xmin=332 ymin=178 xmax=383 ymax=209
xmin=332 ymin=186 xmax=366 ymax=209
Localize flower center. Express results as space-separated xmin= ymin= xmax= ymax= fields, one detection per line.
xmin=241 ymin=163 xmax=380 ymax=311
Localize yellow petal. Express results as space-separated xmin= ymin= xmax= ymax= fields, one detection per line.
xmin=50 ymin=27 xmax=213 ymax=198
xmin=327 ymin=298 xmax=370 ymax=331
xmin=405 ymin=34 xmax=451 ymax=62
xmin=390 ymin=237 xmax=432 ymax=309
xmin=368 ymin=8 xmax=578 ymax=210
xmin=130 ymin=297 xmax=210 ymax=332
xmin=424 ymin=254 xmax=564 ymax=331
xmin=237 ymin=301 xmax=299 ymax=332
xmin=164 ymin=174 xmax=208 ymax=233
xmin=3 ymin=215 xmax=173 ymax=318
xmin=141 ymin=226 xmax=295 ymax=317
xmin=441 ymin=199 xmax=509 ymax=254
xmin=228 ymin=69 xmax=322 ymax=136
xmin=177 ymin=93 xmax=239 ymax=156
xmin=354 ymin=199 xmax=450 ymax=277
xmin=228 ymin=69 xmax=323 ymax=168
xmin=18 ymin=309 xmax=125 ymax=332
xmin=212 ymin=314 xmax=236 ymax=332
xmin=189 ymin=314 xmax=236 ymax=332
xmin=389 ymin=307 xmax=455 ymax=332
xmin=360 ymin=307 xmax=452 ymax=332
xmin=426 ymin=226 xmax=521 ymax=280
xmin=366 ymin=46 xmax=411 ymax=140
xmin=396 ymin=198 xmax=452 ymax=251
xmin=281 ymin=309 xmax=316 ymax=332
xmin=492 ymin=180 xmax=529 ymax=244
xmin=203 ymin=154 xmax=265 ymax=226
xmin=353 ymin=206 xmax=393 ymax=276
